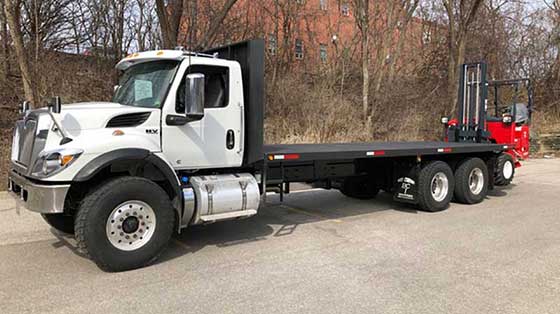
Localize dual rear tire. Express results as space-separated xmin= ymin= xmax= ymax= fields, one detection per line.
xmin=339 ymin=176 xmax=379 ymax=199
xmin=417 ymin=158 xmax=489 ymax=212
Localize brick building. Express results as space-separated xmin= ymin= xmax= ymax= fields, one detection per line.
xmin=179 ymin=0 xmax=438 ymax=73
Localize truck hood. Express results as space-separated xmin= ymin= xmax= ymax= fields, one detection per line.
xmin=58 ymin=102 xmax=157 ymax=131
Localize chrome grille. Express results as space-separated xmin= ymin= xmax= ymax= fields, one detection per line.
xmin=11 ymin=112 xmax=50 ymax=172
xmin=17 ymin=117 xmax=38 ymax=167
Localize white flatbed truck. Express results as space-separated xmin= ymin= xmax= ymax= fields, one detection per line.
xmin=8 ymin=40 xmax=520 ymax=271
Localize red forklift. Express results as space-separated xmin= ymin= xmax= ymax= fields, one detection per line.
xmin=444 ymin=63 xmax=534 ymax=186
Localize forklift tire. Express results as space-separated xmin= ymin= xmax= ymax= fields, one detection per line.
xmin=340 ymin=176 xmax=379 ymax=200
xmin=417 ymin=161 xmax=454 ymax=212
xmin=454 ymin=158 xmax=489 ymax=204
xmin=41 ymin=214 xmax=75 ymax=234
xmin=75 ymin=176 xmax=175 ymax=272
xmin=494 ymin=153 xmax=515 ymax=186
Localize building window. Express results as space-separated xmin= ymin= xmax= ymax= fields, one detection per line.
xmin=422 ymin=30 xmax=432 ymax=44
xmin=295 ymin=39 xmax=304 ymax=60
xmin=341 ymin=3 xmax=350 ymax=16
xmin=320 ymin=44 xmax=327 ymax=62
xmin=320 ymin=0 xmax=327 ymax=10
xmin=268 ymin=34 xmax=277 ymax=55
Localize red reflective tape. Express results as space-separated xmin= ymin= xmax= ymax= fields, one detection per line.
xmin=366 ymin=150 xmax=385 ymax=157
xmin=283 ymin=154 xmax=300 ymax=160
xmin=437 ymin=148 xmax=453 ymax=153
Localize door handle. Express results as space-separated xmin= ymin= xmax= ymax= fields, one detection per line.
xmin=226 ymin=130 xmax=235 ymax=150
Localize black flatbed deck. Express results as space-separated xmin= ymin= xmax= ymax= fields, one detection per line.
xmin=264 ymin=141 xmax=512 ymax=162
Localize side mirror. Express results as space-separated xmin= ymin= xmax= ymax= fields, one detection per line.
xmin=48 ymin=96 xmax=62 ymax=114
xmin=185 ymin=73 xmax=205 ymax=121
xmin=19 ymin=101 xmax=30 ymax=114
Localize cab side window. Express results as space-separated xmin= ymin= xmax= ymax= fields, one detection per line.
xmin=176 ymin=65 xmax=229 ymax=113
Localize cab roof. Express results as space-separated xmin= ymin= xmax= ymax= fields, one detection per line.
xmin=115 ymin=49 xmax=221 ymax=70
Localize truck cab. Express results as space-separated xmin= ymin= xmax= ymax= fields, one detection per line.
xmin=8 ymin=41 xmax=265 ymax=272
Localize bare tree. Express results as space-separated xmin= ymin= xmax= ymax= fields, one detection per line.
xmin=0 ymin=0 xmax=10 ymax=80
xmin=4 ymin=0 xmax=38 ymax=106
xmin=155 ymin=0 xmax=183 ymax=48
xmin=157 ymin=0 xmax=240 ymax=50
xmin=441 ymin=0 xmax=484 ymax=110
xmin=353 ymin=0 xmax=369 ymax=120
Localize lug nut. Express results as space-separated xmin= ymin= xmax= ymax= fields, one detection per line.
xmin=125 ymin=235 xmax=130 ymax=239
xmin=117 ymin=225 xmax=121 ymax=229
xmin=120 ymin=232 xmax=124 ymax=236
xmin=139 ymin=229 xmax=143 ymax=233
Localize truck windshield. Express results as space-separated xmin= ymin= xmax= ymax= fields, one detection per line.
xmin=112 ymin=60 xmax=179 ymax=108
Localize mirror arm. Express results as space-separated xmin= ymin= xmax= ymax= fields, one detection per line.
xmin=166 ymin=115 xmax=188 ymax=126
xmin=166 ymin=114 xmax=204 ymax=126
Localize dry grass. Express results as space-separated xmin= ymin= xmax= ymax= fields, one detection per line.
xmin=264 ymin=72 xmax=449 ymax=144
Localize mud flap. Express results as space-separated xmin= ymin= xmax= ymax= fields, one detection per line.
xmin=393 ymin=168 xmax=419 ymax=204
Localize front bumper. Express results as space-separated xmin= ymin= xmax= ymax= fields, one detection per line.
xmin=7 ymin=170 xmax=70 ymax=214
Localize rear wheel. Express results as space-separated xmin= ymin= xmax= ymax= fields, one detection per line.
xmin=454 ymin=158 xmax=489 ymax=204
xmin=41 ymin=213 xmax=74 ymax=234
xmin=417 ymin=161 xmax=454 ymax=212
xmin=495 ymin=153 xmax=515 ymax=186
xmin=339 ymin=176 xmax=379 ymax=199
xmin=75 ymin=177 xmax=175 ymax=272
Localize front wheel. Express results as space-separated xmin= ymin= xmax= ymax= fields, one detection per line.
xmin=494 ymin=153 xmax=515 ymax=186
xmin=75 ymin=177 xmax=176 ymax=272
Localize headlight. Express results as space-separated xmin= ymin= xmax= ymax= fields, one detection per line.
xmin=32 ymin=148 xmax=83 ymax=178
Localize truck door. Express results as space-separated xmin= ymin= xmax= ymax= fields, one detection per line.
xmin=161 ymin=62 xmax=244 ymax=169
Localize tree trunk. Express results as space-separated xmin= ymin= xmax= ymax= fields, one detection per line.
xmin=0 ymin=0 xmax=10 ymax=80
xmin=4 ymin=0 xmax=39 ymax=106
xmin=155 ymin=0 xmax=182 ymax=49
xmin=360 ymin=0 xmax=369 ymax=120
xmin=197 ymin=0 xmax=239 ymax=49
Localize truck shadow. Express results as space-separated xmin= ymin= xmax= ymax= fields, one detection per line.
xmin=157 ymin=189 xmax=416 ymax=264
xmin=487 ymin=184 xmax=516 ymax=197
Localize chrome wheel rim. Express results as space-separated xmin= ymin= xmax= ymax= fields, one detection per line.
xmin=503 ymin=160 xmax=513 ymax=179
xmin=469 ymin=168 xmax=484 ymax=195
xmin=431 ymin=172 xmax=449 ymax=202
xmin=106 ymin=200 xmax=156 ymax=251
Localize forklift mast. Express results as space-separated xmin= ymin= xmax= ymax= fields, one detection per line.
xmin=450 ymin=63 xmax=491 ymax=143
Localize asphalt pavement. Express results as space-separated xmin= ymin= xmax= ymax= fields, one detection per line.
xmin=1 ymin=158 xmax=559 ymax=314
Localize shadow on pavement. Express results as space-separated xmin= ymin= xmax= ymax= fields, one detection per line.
xmin=46 ymin=189 xmax=425 ymax=265
xmin=487 ymin=184 xmax=516 ymax=197
xmin=157 ymin=189 xmax=415 ymax=264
